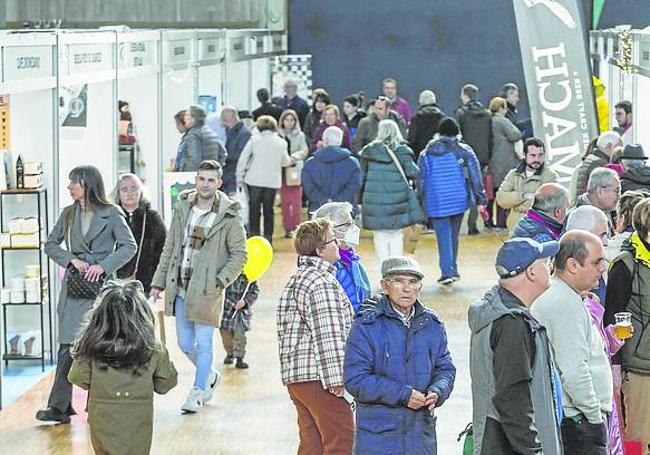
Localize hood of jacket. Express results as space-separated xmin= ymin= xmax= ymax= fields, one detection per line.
xmin=312 ymin=145 xmax=353 ymax=164
xmin=177 ymin=189 xmax=240 ymax=227
xmin=415 ymin=103 xmax=443 ymax=118
xmin=360 ymin=142 xmax=404 ymax=164
xmin=621 ymin=166 xmax=650 ymax=186
xmin=468 ymin=286 xmax=525 ymax=334
xmin=460 ymin=100 xmax=486 ymax=116
xmin=424 ymin=136 xmax=463 ymax=157
xmin=624 ymin=231 xmax=650 ymax=268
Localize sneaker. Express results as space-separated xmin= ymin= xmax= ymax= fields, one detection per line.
xmin=235 ymin=358 xmax=249 ymax=369
xmin=202 ymin=369 xmax=222 ymax=403
xmin=452 ymin=274 xmax=461 ymax=282
xmin=223 ymin=354 xmax=234 ymax=365
xmin=437 ymin=276 xmax=454 ymax=285
xmin=35 ymin=407 xmax=71 ymax=424
xmin=181 ymin=387 xmax=204 ymax=414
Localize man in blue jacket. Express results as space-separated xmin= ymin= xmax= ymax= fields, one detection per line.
xmin=344 ymin=256 xmax=456 ymax=455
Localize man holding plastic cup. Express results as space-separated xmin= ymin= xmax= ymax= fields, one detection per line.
xmin=605 ymin=197 xmax=650 ymax=453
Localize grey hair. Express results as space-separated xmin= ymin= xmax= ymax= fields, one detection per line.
xmin=220 ymin=106 xmax=239 ymax=121
xmin=621 ymin=158 xmax=645 ymax=169
xmin=532 ymin=186 xmax=569 ymax=213
xmin=587 ymin=167 xmax=619 ymax=194
xmin=187 ymin=104 xmax=207 ymax=126
xmin=419 ymin=90 xmax=437 ymax=105
xmin=596 ymin=130 xmax=622 ymax=153
xmin=111 ymin=173 xmax=150 ymax=205
xmin=372 ymin=119 xmax=404 ymax=150
xmin=323 ymin=126 xmax=344 ymax=147
xmin=565 ymin=205 xmax=609 ymax=232
xmin=312 ymin=201 xmax=354 ymax=226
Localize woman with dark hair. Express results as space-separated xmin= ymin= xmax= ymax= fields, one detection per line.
xmin=277 ymin=218 xmax=354 ymax=454
xmin=303 ymin=88 xmax=331 ymax=144
xmin=69 ymin=280 xmax=177 ymax=454
xmin=309 ymin=104 xmax=352 ymax=153
xmin=36 ymin=165 xmax=137 ymax=424
xmin=112 ymin=173 xmax=167 ymax=293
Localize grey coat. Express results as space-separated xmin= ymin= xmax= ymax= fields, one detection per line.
xmin=45 ymin=203 xmax=137 ymax=344
xmin=489 ymin=114 xmax=522 ymax=187
xmin=180 ymin=124 xmax=227 ymax=171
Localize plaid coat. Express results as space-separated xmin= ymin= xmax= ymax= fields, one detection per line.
xmin=277 ymin=255 xmax=353 ymax=389
xmin=220 ymin=274 xmax=260 ymax=332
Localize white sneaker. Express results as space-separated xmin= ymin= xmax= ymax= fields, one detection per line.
xmin=202 ymin=369 xmax=222 ymax=403
xmin=181 ymin=387 xmax=204 ymax=414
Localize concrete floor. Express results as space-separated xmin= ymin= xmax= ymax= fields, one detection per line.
xmin=0 ymin=224 xmax=506 ymax=454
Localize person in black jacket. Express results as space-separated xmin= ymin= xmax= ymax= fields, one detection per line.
xmin=178 ymin=105 xmax=227 ymax=171
xmin=407 ymin=90 xmax=444 ymax=155
xmin=619 ymin=144 xmax=650 ymax=193
xmin=112 ymin=174 xmax=167 ymax=294
xmin=272 ymin=78 xmax=310 ymax=128
xmin=456 ymin=84 xmax=493 ymax=234
xmin=252 ymin=88 xmax=283 ymax=122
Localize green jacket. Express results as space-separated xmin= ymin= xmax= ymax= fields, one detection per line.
xmin=359 ymin=142 xmax=422 ymax=230
xmin=68 ymin=344 xmax=178 ymax=455
xmin=151 ymin=190 xmax=247 ymax=327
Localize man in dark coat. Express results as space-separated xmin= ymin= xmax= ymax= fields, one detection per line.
xmin=272 ymin=79 xmax=310 ymax=127
xmin=252 ymin=88 xmax=283 ymax=122
xmin=455 ymin=84 xmax=492 ymax=234
xmin=345 ymin=256 xmax=455 ymax=455
xmin=220 ymin=107 xmax=251 ymax=195
xmin=573 ymin=130 xmax=622 ymax=200
xmin=407 ymin=90 xmax=445 ymax=155
xmin=353 ymin=97 xmax=407 ymax=153
xmin=302 ymin=126 xmax=362 ymax=214
xmin=511 ymin=183 xmax=569 ymax=243
xmin=619 ymin=144 xmax=650 ymax=193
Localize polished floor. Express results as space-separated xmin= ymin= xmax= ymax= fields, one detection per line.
xmin=0 ymin=226 xmax=505 ymax=454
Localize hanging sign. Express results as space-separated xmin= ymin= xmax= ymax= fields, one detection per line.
xmin=3 ymin=46 xmax=53 ymax=81
xmin=512 ymin=0 xmax=598 ymax=185
xmin=198 ymin=38 xmax=223 ymax=61
xmin=165 ymin=40 xmax=191 ymax=65
xmin=67 ymin=43 xmax=112 ymax=74
xmin=119 ymin=41 xmax=156 ymax=69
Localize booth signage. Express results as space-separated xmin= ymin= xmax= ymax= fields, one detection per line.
xmin=166 ymin=40 xmax=191 ymax=65
xmin=199 ymin=39 xmax=221 ymax=61
xmin=119 ymin=41 xmax=155 ymax=68
xmin=3 ymin=46 xmax=53 ymax=81
xmin=68 ymin=43 xmax=112 ymax=73
xmin=512 ymin=0 xmax=598 ymax=185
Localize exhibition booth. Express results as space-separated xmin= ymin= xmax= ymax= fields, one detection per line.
xmin=0 ymin=26 xmax=287 ymax=408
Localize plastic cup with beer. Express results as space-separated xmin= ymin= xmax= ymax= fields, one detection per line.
xmin=614 ymin=312 xmax=633 ymax=340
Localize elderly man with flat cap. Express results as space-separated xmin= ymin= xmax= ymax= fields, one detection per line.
xmin=469 ymin=238 xmax=563 ymax=455
xmin=344 ymin=256 xmax=456 ymax=455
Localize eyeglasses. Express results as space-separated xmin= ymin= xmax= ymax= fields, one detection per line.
xmin=333 ymin=221 xmax=354 ymax=229
xmin=385 ymin=277 xmax=422 ymax=288
xmin=324 ymin=238 xmax=339 ymax=246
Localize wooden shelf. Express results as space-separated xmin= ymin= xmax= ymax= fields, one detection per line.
xmin=2 ymin=354 xmax=44 ymax=361
xmin=1 ymin=246 xmax=41 ymax=250
xmin=0 ymin=188 xmax=45 ymax=195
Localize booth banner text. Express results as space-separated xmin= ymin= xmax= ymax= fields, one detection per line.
xmin=512 ymin=0 xmax=598 ymax=185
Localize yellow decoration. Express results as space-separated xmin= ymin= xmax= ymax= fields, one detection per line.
xmin=242 ymin=236 xmax=274 ymax=281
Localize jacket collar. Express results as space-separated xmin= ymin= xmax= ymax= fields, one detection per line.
xmin=630 ymin=231 xmax=650 ymax=267
xmin=525 ymin=209 xmax=563 ymax=239
xmin=296 ymin=255 xmax=337 ymax=275
xmin=370 ymin=294 xmax=433 ymax=325
xmin=178 ymin=190 xmax=240 ymax=236
xmin=75 ymin=203 xmax=114 ymax=244
xmin=591 ymin=148 xmax=611 ymax=162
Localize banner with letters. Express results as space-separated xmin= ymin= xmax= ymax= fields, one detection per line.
xmin=512 ymin=0 xmax=598 ymax=185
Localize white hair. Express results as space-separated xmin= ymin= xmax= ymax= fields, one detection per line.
xmin=323 ymin=126 xmax=344 ymax=147
xmin=372 ymin=119 xmax=404 ymax=150
xmin=419 ymin=90 xmax=437 ymax=105
xmin=565 ymin=205 xmax=609 ymax=232
xmin=596 ymin=130 xmax=622 ymax=154
xmin=587 ymin=167 xmax=619 ymax=194
xmin=312 ymin=201 xmax=353 ymax=226
xmin=111 ymin=173 xmax=150 ymax=204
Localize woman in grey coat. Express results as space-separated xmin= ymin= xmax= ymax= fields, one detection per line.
xmin=488 ymin=97 xmax=522 ymax=229
xmin=36 ymin=165 xmax=137 ymax=424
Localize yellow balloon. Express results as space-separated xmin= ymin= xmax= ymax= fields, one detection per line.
xmin=242 ymin=236 xmax=274 ymax=282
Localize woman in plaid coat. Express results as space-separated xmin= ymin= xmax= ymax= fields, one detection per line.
xmin=276 ymin=218 xmax=354 ymax=455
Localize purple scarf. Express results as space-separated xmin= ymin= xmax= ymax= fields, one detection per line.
xmin=526 ymin=210 xmax=561 ymax=240
xmin=338 ymin=247 xmax=358 ymax=266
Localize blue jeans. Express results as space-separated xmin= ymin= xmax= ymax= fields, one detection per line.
xmin=432 ymin=214 xmax=464 ymax=278
xmin=174 ymin=296 xmax=214 ymax=389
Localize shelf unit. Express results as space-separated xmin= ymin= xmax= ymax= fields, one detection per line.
xmin=0 ymin=188 xmax=52 ymax=372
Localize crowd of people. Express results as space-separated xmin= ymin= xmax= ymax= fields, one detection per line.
xmin=26 ymin=72 xmax=650 ymax=455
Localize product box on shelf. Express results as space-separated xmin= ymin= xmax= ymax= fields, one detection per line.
xmin=10 ymin=232 xmax=40 ymax=248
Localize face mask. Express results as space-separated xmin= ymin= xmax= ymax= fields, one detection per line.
xmin=342 ymin=224 xmax=360 ymax=246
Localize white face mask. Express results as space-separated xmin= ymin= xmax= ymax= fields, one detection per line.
xmin=342 ymin=224 xmax=361 ymax=246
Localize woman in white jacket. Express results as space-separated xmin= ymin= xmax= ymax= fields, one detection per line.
xmin=236 ymin=115 xmax=292 ymax=244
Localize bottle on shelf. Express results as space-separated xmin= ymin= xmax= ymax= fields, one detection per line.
xmin=16 ymin=154 xmax=25 ymax=189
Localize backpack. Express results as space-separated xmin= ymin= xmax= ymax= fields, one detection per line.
xmin=421 ymin=144 xmax=470 ymax=218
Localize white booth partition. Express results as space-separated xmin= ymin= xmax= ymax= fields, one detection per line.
xmin=57 ymin=30 xmax=117 ymax=207
xmin=116 ymin=30 xmax=162 ymax=208
xmin=196 ymin=30 xmax=226 ymax=112
xmin=160 ymin=30 xmax=196 ymax=175
xmin=247 ymin=30 xmax=272 ymax=109
xmin=224 ymin=30 xmax=252 ymax=111
xmin=0 ymin=31 xmax=58 ymax=407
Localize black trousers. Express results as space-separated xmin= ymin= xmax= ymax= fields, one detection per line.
xmin=247 ymin=185 xmax=277 ymax=244
xmin=46 ymin=343 xmax=76 ymax=415
xmin=561 ymin=417 xmax=608 ymax=455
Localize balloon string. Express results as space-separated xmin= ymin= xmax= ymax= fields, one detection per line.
xmin=231 ymin=280 xmax=251 ymax=319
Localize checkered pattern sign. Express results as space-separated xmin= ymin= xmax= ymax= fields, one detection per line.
xmin=0 ymin=95 xmax=10 ymax=150
xmin=272 ymin=55 xmax=313 ymax=101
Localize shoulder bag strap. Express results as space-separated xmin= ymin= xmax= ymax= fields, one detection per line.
xmin=132 ymin=212 xmax=146 ymax=277
xmin=383 ymin=144 xmax=409 ymax=186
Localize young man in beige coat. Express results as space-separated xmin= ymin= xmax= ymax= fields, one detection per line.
xmin=151 ymin=160 xmax=247 ymax=413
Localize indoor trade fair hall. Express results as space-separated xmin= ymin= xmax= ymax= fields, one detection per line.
xmin=1 ymin=1 xmax=650 ymax=455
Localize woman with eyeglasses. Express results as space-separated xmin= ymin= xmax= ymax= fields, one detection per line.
xmin=313 ymin=201 xmax=370 ymax=313
xmin=277 ymin=218 xmax=354 ymax=454
xmin=111 ymin=173 xmax=167 ymax=294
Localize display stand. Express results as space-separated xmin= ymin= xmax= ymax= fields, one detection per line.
xmin=0 ymin=188 xmax=52 ymax=374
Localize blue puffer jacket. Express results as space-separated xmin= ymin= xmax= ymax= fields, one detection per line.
xmin=344 ymin=295 xmax=456 ymax=455
xmin=511 ymin=209 xmax=563 ymax=243
xmin=418 ymin=136 xmax=487 ymax=218
xmin=301 ymin=145 xmax=362 ymax=213
xmin=335 ymin=248 xmax=370 ymax=313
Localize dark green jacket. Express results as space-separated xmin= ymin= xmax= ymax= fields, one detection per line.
xmin=359 ymin=142 xmax=422 ymax=230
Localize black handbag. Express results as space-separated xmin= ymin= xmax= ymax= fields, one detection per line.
xmin=65 ymin=265 xmax=106 ymax=299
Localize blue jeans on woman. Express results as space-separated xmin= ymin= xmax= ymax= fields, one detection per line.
xmin=175 ymin=296 xmax=214 ymax=389
xmin=432 ymin=214 xmax=464 ymax=279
